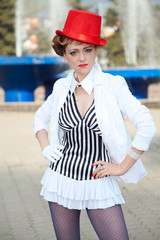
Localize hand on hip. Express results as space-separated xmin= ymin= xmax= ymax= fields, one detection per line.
xmin=42 ymin=144 xmax=64 ymax=163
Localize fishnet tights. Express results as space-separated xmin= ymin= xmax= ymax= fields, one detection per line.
xmin=48 ymin=202 xmax=129 ymax=240
xmin=86 ymin=205 xmax=129 ymax=240
xmin=49 ymin=202 xmax=81 ymax=240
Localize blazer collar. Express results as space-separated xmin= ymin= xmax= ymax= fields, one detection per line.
xmin=61 ymin=62 xmax=105 ymax=92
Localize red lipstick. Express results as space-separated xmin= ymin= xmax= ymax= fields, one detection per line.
xmin=78 ymin=64 xmax=88 ymax=68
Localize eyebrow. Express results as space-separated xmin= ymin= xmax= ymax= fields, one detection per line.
xmin=68 ymin=45 xmax=94 ymax=52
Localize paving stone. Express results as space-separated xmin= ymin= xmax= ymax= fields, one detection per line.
xmin=0 ymin=110 xmax=159 ymax=240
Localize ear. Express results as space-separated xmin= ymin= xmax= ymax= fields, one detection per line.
xmin=63 ymin=54 xmax=67 ymax=62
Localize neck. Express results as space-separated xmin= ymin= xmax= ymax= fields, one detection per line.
xmin=74 ymin=72 xmax=90 ymax=83
xmin=74 ymin=73 xmax=84 ymax=83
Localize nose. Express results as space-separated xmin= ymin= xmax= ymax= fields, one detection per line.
xmin=79 ymin=51 xmax=85 ymax=62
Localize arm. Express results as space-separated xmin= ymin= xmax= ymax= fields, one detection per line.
xmin=33 ymin=92 xmax=53 ymax=137
xmin=34 ymin=83 xmax=65 ymax=163
xmin=119 ymin=147 xmax=144 ymax=174
xmin=36 ymin=129 xmax=51 ymax=151
xmin=92 ymin=147 xmax=144 ymax=179
xmin=114 ymin=76 xmax=156 ymax=151
xmin=36 ymin=129 xmax=64 ymax=162
xmin=92 ymin=76 xmax=156 ymax=179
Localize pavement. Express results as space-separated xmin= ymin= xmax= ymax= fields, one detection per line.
xmin=0 ymin=108 xmax=159 ymax=240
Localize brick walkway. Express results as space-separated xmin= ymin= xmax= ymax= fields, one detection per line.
xmin=0 ymin=109 xmax=159 ymax=240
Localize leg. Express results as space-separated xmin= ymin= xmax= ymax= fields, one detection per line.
xmin=86 ymin=204 xmax=129 ymax=240
xmin=48 ymin=202 xmax=81 ymax=240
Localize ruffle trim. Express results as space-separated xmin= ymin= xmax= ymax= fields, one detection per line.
xmin=40 ymin=168 xmax=125 ymax=210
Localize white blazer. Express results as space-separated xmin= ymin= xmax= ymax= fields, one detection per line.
xmin=34 ymin=63 xmax=156 ymax=184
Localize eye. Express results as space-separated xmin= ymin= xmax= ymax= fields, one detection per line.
xmin=70 ymin=51 xmax=77 ymax=56
xmin=85 ymin=48 xmax=92 ymax=53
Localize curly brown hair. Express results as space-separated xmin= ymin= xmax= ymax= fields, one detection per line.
xmin=52 ymin=35 xmax=74 ymax=56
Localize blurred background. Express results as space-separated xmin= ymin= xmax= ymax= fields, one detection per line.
xmin=0 ymin=0 xmax=159 ymax=65
xmin=0 ymin=2 xmax=160 ymax=240
xmin=0 ymin=0 xmax=160 ymax=102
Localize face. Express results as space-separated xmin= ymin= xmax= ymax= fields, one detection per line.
xmin=63 ymin=41 xmax=97 ymax=82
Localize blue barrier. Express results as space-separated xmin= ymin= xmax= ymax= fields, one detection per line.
xmin=55 ymin=68 xmax=160 ymax=99
xmin=104 ymin=68 xmax=160 ymax=99
xmin=5 ymin=90 xmax=34 ymax=102
xmin=0 ymin=56 xmax=159 ymax=101
xmin=0 ymin=56 xmax=69 ymax=102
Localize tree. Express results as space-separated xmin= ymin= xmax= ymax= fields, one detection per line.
xmin=22 ymin=27 xmax=51 ymax=56
xmin=67 ymin=0 xmax=92 ymax=11
xmin=103 ymin=4 xmax=126 ymax=67
xmin=105 ymin=0 xmax=160 ymax=67
xmin=0 ymin=0 xmax=16 ymax=55
xmin=151 ymin=0 xmax=160 ymax=65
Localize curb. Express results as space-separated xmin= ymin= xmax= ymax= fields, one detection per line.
xmin=0 ymin=99 xmax=160 ymax=112
xmin=141 ymin=99 xmax=160 ymax=109
xmin=0 ymin=102 xmax=41 ymax=112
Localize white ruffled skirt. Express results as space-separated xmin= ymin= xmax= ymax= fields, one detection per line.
xmin=40 ymin=168 xmax=125 ymax=210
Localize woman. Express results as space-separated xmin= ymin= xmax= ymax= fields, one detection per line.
xmin=34 ymin=10 xmax=156 ymax=240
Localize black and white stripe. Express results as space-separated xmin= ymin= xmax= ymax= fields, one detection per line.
xmin=51 ymin=90 xmax=110 ymax=181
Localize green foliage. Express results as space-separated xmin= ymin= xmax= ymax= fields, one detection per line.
xmin=103 ymin=5 xmax=126 ymax=67
xmin=22 ymin=28 xmax=51 ymax=56
xmin=67 ymin=0 xmax=92 ymax=11
xmin=0 ymin=0 xmax=16 ymax=55
xmin=152 ymin=0 xmax=160 ymax=64
xmin=105 ymin=0 xmax=160 ymax=66
xmin=105 ymin=29 xmax=126 ymax=67
xmin=104 ymin=8 xmax=117 ymax=27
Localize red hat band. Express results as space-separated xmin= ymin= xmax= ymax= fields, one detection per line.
xmin=56 ymin=10 xmax=107 ymax=46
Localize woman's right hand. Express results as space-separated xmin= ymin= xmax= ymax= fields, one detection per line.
xmin=42 ymin=144 xmax=64 ymax=163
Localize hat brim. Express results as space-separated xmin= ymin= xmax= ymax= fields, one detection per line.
xmin=56 ymin=30 xmax=107 ymax=46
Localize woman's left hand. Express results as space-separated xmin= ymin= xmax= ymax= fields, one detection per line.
xmin=92 ymin=161 xmax=124 ymax=179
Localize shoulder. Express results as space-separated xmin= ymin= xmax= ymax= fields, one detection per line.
xmin=53 ymin=78 xmax=66 ymax=89
xmin=52 ymin=70 xmax=73 ymax=92
xmin=96 ymin=64 xmax=125 ymax=86
xmin=95 ymin=63 xmax=128 ymax=98
xmin=54 ymin=75 xmax=70 ymax=87
xmin=101 ymin=72 xmax=127 ymax=93
xmin=104 ymin=72 xmax=125 ymax=86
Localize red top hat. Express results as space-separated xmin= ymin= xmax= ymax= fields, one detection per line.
xmin=56 ymin=10 xmax=107 ymax=46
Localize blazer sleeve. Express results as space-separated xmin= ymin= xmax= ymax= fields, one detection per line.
xmin=113 ymin=76 xmax=156 ymax=151
xmin=33 ymin=88 xmax=54 ymax=137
